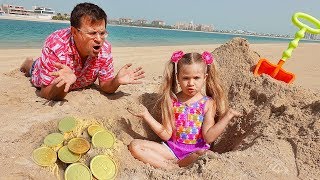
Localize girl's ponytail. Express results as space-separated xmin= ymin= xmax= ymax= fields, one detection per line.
xmin=206 ymin=64 xmax=228 ymax=122
xmin=158 ymin=61 xmax=177 ymax=130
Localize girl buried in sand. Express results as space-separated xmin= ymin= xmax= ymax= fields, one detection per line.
xmin=128 ymin=51 xmax=241 ymax=168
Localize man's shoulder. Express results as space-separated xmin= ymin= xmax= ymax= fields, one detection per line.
xmin=44 ymin=28 xmax=71 ymax=51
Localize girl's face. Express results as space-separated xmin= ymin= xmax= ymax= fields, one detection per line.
xmin=177 ymin=63 xmax=207 ymax=97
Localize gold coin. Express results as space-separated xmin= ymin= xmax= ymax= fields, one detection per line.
xmin=58 ymin=146 xmax=81 ymax=164
xmin=87 ymin=124 xmax=105 ymax=137
xmin=90 ymin=155 xmax=117 ymax=180
xmin=92 ymin=130 xmax=115 ymax=149
xmin=58 ymin=116 xmax=77 ymax=133
xmin=44 ymin=132 xmax=64 ymax=148
xmin=67 ymin=137 xmax=90 ymax=154
xmin=32 ymin=146 xmax=57 ymax=166
xmin=65 ymin=163 xmax=92 ymax=180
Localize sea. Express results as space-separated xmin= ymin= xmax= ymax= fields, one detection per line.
xmin=0 ymin=19 xmax=318 ymax=49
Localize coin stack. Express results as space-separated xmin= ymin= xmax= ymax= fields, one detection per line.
xmin=32 ymin=116 xmax=118 ymax=180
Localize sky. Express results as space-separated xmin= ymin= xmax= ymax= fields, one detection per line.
xmin=1 ymin=0 xmax=320 ymax=35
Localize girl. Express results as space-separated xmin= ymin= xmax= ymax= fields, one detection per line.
xmin=128 ymin=51 xmax=241 ymax=168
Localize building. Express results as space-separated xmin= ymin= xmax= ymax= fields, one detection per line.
xmin=0 ymin=7 xmax=4 ymax=15
xmin=1 ymin=4 xmax=31 ymax=15
xmin=0 ymin=4 xmax=55 ymax=19
xmin=305 ymin=33 xmax=320 ymax=40
xmin=151 ymin=20 xmax=165 ymax=27
xmin=174 ymin=22 xmax=189 ymax=30
xmin=134 ymin=19 xmax=147 ymax=26
xmin=174 ymin=21 xmax=214 ymax=32
xmin=119 ymin=18 xmax=133 ymax=25
xmin=32 ymin=6 xmax=55 ymax=18
xmin=195 ymin=24 xmax=214 ymax=32
xmin=107 ymin=18 xmax=119 ymax=25
xmin=33 ymin=6 xmax=55 ymax=15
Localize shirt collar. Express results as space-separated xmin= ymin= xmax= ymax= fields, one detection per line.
xmin=68 ymin=35 xmax=82 ymax=64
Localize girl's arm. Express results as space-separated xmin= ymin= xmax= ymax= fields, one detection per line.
xmin=129 ymin=105 xmax=172 ymax=141
xmin=202 ymin=100 xmax=241 ymax=144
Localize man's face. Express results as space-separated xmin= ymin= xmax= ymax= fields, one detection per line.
xmin=72 ymin=16 xmax=107 ymax=59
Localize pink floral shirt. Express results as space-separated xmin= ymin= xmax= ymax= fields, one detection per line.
xmin=31 ymin=27 xmax=114 ymax=90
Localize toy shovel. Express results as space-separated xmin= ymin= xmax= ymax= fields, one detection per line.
xmin=254 ymin=12 xmax=320 ymax=83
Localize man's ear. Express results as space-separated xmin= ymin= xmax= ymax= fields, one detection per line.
xmin=70 ymin=26 xmax=77 ymax=36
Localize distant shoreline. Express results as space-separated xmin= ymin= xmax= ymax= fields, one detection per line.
xmin=109 ymin=24 xmax=319 ymax=43
xmin=1 ymin=14 xmax=319 ymax=45
xmin=0 ymin=15 xmax=320 ymax=49
xmin=0 ymin=14 xmax=294 ymax=41
xmin=109 ymin=24 xmax=298 ymax=41
xmin=0 ymin=14 xmax=69 ymax=24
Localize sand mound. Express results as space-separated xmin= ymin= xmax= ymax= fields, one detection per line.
xmin=210 ymin=38 xmax=320 ymax=179
xmin=0 ymin=38 xmax=319 ymax=179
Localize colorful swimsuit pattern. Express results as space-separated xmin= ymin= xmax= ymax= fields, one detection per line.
xmin=165 ymin=96 xmax=211 ymax=159
xmin=174 ymin=96 xmax=208 ymax=144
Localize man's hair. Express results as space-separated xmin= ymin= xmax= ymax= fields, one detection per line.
xmin=70 ymin=2 xmax=107 ymax=28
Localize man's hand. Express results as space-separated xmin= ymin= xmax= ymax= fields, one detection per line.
xmin=115 ymin=63 xmax=145 ymax=85
xmin=49 ymin=62 xmax=77 ymax=92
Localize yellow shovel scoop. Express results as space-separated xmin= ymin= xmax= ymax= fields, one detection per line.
xmin=254 ymin=12 xmax=320 ymax=83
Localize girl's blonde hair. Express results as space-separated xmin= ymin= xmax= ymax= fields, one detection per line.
xmin=158 ymin=52 xmax=228 ymax=129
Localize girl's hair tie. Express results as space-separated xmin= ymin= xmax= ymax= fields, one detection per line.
xmin=202 ymin=51 xmax=214 ymax=65
xmin=171 ymin=50 xmax=184 ymax=63
xmin=171 ymin=50 xmax=214 ymax=65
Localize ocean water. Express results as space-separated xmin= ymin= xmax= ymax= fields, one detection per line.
xmin=0 ymin=19 xmax=316 ymax=49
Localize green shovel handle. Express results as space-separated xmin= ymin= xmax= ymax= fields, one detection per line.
xmin=282 ymin=12 xmax=320 ymax=61
xmin=292 ymin=12 xmax=320 ymax=34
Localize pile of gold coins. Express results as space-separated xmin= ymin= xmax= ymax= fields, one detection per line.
xmin=32 ymin=117 xmax=117 ymax=180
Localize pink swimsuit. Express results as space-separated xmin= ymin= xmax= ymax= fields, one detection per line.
xmin=165 ymin=96 xmax=210 ymax=159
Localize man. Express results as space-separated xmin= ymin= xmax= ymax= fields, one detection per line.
xmin=20 ymin=3 xmax=145 ymax=100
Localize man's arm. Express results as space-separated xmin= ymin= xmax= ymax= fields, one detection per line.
xmin=40 ymin=84 xmax=68 ymax=100
xmin=99 ymin=78 xmax=120 ymax=94
xmin=40 ymin=63 xmax=77 ymax=100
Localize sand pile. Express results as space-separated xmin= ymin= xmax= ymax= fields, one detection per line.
xmin=0 ymin=38 xmax=319 ymax=179
xmin=210 ymin=38 xmax=319 ymax=179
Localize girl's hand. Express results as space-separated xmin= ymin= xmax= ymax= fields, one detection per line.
xmin=127 ymin=103 xmax=149 ymax=119
xmin=227 ymin=108 xmax=242 ymax=118
xmin=220 ymin=108 xmax=242 ymax=122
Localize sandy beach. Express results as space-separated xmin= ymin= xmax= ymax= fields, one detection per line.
xmin=0 ymin=38 xmax=319 ymax=179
